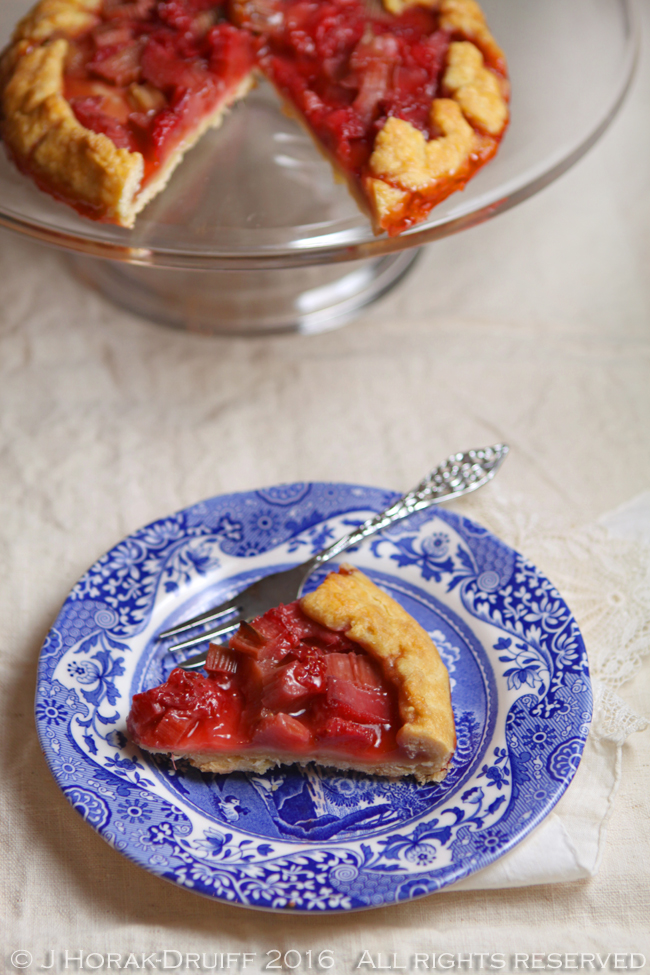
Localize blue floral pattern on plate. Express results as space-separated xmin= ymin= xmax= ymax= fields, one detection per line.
xmin=35 ymin=483 xmax=592 ymax=911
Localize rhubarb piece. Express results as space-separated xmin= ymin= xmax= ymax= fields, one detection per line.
xmin=128 ymin=666 xmax=246 ymax=750
xmin=325 ymin=675 xmax=393 ymax=724
xmin=318 ymin=716 xmax=378 ymax=750
xmin=205 ymin=644 xmax=239 ymax=674
xmin=261 ymin=657 xmax=326 ymax=710
xmin=128 ymin=565 xmax=456 ymax=783
xmin=252 ymin=712 xmax=313 ymax=750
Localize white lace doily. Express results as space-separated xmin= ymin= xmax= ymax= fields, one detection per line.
xmin=448 ymin=490 xmax=650 ymax=890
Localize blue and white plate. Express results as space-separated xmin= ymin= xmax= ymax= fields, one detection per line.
xmin=36 ymin=483 xmax=591 ymax=911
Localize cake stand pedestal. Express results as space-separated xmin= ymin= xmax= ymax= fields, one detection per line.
xmin=70 ymin=249 xmax=420 ymax=335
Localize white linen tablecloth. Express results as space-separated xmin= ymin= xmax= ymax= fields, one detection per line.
xmin=1 ymin=2 xmax=650 ymax=968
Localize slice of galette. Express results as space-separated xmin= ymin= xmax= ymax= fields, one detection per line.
xmin=0 ymin=0 xmax=256 ymax=226
xmin=128 ymin=565 xmax=456 ymax=783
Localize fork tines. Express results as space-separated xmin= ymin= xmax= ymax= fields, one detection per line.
xmin=165 ymin=617 xmax=242 ymax=654
xmin=158 ymin=596 xmax=240 ymax=642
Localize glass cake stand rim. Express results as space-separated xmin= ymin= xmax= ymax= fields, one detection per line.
xmin=0 ymin=0 xmax=639 ymax=271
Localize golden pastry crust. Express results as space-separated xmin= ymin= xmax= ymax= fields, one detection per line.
xmin=438 ymin=0 xmax=506 ymax=71
xmin=366 ymin=27 xmax=508 ymax=231
xmin=300 ymin=565 xmax=456 ymax=779
xmin=1 ymin=36 xmax=145 ymax=225
xmin=0 ymin=0 xmax=146 ymax=225
xmin=11 ymin=0 xmax=102 ymax=43
xmin=381 ymin=0 xmax=505 ymax=70
xmin=443 ymin=40 xmax=508 ymax=135
xmin=0 ymin=0 xmax=253 ymax=226
xmin=369 ymin=98 xmax=476 ymax=193
xmin=179 ymin=751 xmax=449 ymax=782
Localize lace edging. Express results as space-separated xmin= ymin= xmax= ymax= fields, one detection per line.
xmin=454 ymin=489 xmax=650 ymax=744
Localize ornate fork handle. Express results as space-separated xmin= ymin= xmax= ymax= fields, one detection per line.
xmin=161 ymin=443 xmax=509 ymax=658
xmin=306 ymin=444 xmax=509 ymax=573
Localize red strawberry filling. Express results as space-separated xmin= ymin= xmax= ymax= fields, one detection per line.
xmin=254 ymin=0 xmax=451 ymax=178
xmin=63 ymin=0 xmax=450 ymax=186
xmin=127 ymin=599 xmax=404 ymax=763
xmin=64 ymin=0 xmax=255 ymax=177
xmin=49 ymin=0 xmax=506 ymax=233
xmin=127 ymin=663 xmax=246 ymax=749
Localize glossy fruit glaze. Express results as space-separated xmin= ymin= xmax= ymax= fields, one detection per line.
xmin=251 ymin=0 xmax=450 ymax=178
xmin=63 ymin=0 xmax=255 ymax=176
xmin=239 ymin=0 xmax=507 ymax=234
xmin=127 ymin=600 xmax=404 ymax=763
xmin=54 ymin=0 xmax=507 ymax=232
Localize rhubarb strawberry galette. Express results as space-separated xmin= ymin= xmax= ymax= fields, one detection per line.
xmin=0 ymin=0 xmax=508 ymax=234
xmin=128 ymin=565 xmax=456 ymax=783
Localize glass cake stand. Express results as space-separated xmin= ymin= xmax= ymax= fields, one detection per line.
xmin=0 ymin=0 xmax=637 ymax=335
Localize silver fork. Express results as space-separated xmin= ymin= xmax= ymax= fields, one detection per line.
xmin=159 ymin=443 xmax=509 ymax=669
